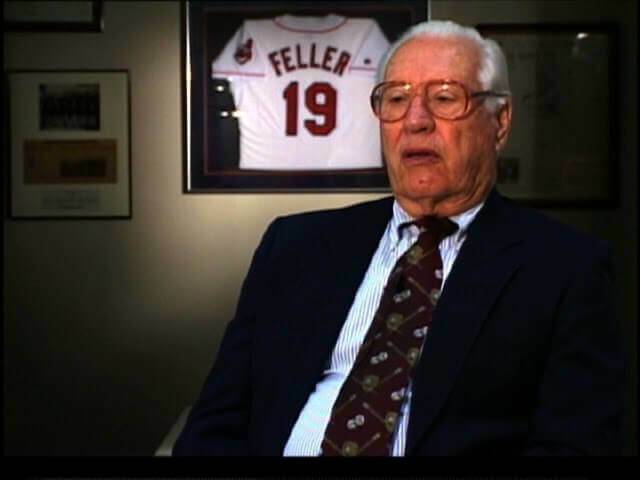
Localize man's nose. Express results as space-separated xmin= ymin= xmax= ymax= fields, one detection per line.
xmin=403 ymin=94 xmax=435 ymax=133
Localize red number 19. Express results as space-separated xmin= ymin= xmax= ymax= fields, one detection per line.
xmin=283 ymin=81 xmax=337 ymax=136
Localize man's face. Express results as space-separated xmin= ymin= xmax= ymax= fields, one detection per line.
xmin=381 ymin=36 xmax=511 ymax=216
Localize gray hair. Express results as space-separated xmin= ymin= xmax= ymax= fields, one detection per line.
xmin=377 ymin=20 xmax=511 ymax=111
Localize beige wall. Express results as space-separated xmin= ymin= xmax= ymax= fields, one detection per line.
xmin=4 ymin=1 xmax=636 ymax=454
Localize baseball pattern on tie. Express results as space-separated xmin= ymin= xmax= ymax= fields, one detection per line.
xmin=321 ymin=216 xmax=458 ymax=456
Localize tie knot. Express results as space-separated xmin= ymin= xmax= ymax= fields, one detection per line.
xmin=401 ymin=216 xmax=458 ymax=243
xmin=416 ymin=216 xmax=458 ymax=239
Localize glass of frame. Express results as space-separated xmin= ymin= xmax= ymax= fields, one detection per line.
xmin=3 ymin=0 xmax=103 ymax=33
xmin=183 ymin=1 xmax=428 ymax=192
xmin=477 ymin=23 xmax=618 ymax=207
xmin=6 ymin=70 xmax=131 ymax=219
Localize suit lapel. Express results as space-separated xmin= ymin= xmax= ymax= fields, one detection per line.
xmin=274 ymin=197 xmax=395 ymax=452
xmin=406 ymin=190 xmax=525 ymax=454
xmin=305 ymin=196 xmax=395 ymax=358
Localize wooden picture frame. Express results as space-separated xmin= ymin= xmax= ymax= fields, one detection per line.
xmin=183 ymin=0 xmax=428 ymax=192
xmin=3 ymin=1 xmax=104 ymax=33
xmin=6 ymin=70 xmax=132 ymax=219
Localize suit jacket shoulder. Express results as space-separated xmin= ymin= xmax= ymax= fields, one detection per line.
xmin=404 ymin=190 xmax=622 ymax=456
xmin=467 ymin=191 xmax=611 ymax=272
xmin=268 ymin=195 xmax=394 ymax=244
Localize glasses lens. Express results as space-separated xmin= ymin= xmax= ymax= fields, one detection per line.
xmin=426 ymin=83 xmax=467 ymax=119
xmin=377 ymin=84 xmax=411 ymax=122
xmin=373 ymin=82 xmax=471 ymax=121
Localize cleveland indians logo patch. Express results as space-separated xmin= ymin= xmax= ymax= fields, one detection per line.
xmin=234 ymin=38 xmax=253 ymax=65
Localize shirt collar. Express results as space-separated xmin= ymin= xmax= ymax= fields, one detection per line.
xmin=389 ymin=199 xmax=485 ymax=244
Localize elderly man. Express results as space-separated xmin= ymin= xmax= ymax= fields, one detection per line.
xmin=174 ymin=20 xmax=623 ymax=456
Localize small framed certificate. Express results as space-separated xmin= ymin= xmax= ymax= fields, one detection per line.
xmin=477 ymin=23 xmax=618 ymax=207
xmin=6 ymin=70 xmax=131 ymax=219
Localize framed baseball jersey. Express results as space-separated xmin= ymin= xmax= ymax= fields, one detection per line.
xmin=184 ymin=1 xmax=429 ymax=191
xmin=212 ymin=14 xmax=388 ymax=171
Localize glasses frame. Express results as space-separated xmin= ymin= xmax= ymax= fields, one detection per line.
xmin=370 ymin=79 xmax=511 ymax=122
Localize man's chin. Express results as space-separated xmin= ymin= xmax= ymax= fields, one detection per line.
xmin=404 ymin=179 xmax=444 ymax=200
xmin=394 ymin=183 xmax=448 ymax=211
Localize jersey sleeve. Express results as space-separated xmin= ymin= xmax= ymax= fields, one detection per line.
xmin=349 ymin=20 xmax=390 ymax=77
xmin=211 ymin=21 xmax=266 ymax=79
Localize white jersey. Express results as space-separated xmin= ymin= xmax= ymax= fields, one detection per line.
xmin=211 ymin=14 xmax=389 ymax=170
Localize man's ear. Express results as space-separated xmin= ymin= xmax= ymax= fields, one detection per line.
xmin=494 ymin=99 xmax=512 ymax=153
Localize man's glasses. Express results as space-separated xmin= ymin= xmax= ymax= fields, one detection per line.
xmin=370 ymin=79 xmax=510 ymax=122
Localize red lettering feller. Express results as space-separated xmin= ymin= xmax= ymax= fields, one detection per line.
xmin=268 ymin=43 xmax=351 ymax=77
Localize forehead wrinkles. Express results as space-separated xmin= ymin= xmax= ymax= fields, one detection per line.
xmin=385 ymin=37 xmax=482 ymax=86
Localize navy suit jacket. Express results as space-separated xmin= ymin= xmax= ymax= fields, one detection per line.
xmin=174 ymin=190 xmax=624 ymax=456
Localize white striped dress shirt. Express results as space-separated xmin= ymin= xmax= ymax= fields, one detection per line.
xmin=283 ymin=199 xmax=484 ymax=456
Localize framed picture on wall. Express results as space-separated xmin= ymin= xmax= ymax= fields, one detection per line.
xmin=6 ymin=70 xmax=132 ymax=219
xmin=477 ymin=23 xmax=618 ymax=207
xmin=3 ymin=0 xmax=104 ymax=32
xmin=183 ymin=0 xmax=428 ymax=192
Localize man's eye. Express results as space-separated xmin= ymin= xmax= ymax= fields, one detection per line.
xmin=386 ymin=93 xmax=408 ymax=104
xmin=433 ymin=95 xmax=456 ymax=103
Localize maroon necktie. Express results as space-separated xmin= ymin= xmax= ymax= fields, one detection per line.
xmin=321 ymin=216 xmax=458 ymax=456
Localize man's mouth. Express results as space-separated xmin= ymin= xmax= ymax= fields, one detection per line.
xmin=401 ymin=148 xmax=441 ymax=163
